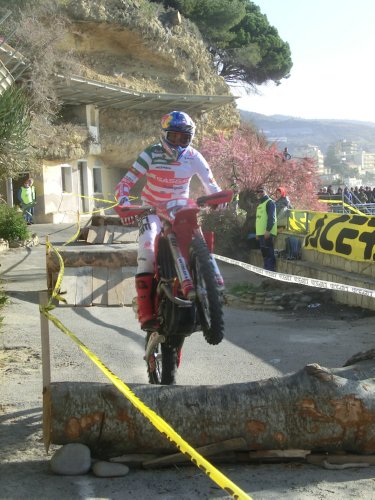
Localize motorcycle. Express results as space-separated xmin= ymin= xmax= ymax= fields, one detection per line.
xmin=115 ymin=189 xmax=233 ymax=385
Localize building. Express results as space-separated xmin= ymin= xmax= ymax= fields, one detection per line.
xmin=292 ymin=144 xmax=325 ymax=174
xmin=334 ymin=139 xmax=362 ymax=167
xmin=0 ymin=44 xmax=237 ymax=223
xmin=361 ymin=152 xmax=375 ymax=174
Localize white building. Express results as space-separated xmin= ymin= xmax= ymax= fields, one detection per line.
xmin=292 ymin=144 xmax=325 ymax=174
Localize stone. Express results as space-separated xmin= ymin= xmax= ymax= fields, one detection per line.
xmin=50 ymin=443 xmax=91 ymax=475
xmin=300 ymin=295 xmax=313 ymax=303
xmin=0 ymin=238 xmax=9 ymax=252
xmin=92 ymin=461 xmax=130 ymax=477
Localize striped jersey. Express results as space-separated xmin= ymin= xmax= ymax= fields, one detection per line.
xmin=115 ymin=143 xmax=220 ymax=205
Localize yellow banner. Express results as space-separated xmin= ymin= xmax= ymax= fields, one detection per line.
xmin=288 ymin=210 xmax=310 ymax=233
xmin=304 ymin=212 xmax=375 ymax=262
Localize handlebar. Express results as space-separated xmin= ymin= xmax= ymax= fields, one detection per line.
xmin=196 ymin=189 xmax=233 ymax=207
xmin=114 ymin=189 xmax=233 ymax=219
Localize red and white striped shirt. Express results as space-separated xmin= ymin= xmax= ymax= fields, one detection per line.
xmin=115 ymin=143 xmax=220 ymax=205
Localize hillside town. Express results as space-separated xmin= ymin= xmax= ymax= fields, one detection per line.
xmin=243 ymin=112 xmax=375 ymax=192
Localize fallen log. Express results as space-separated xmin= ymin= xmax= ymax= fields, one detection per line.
xmin=47 ymin=353 xmax=375 ymax=459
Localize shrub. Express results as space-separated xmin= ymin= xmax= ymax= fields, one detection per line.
xmin=200 ymin=208 xmax=248 ymax=260
xmin=0 ymin=204 xmax=30 ymax=241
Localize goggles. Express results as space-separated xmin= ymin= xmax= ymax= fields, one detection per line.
xmin=166 ymin=131 xmax=192 ymax=147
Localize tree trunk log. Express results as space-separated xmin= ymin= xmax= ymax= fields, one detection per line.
xmin=47 ymin=355 xmax=375 ymax=458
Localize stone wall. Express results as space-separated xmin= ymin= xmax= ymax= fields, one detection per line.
xmin=247 ymin=233 xmax=375 ymax=311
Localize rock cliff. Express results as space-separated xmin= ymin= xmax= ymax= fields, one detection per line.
xmin=54 ymin=0 xmax=240 ymax=166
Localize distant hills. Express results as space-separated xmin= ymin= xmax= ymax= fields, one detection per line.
xmin=240 ymin=110 xmax=375 ymax=155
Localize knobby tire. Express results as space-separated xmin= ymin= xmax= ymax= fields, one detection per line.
xmin=146 ymin=237 xmax=179 ymax=385
xmin=190 ymin=237 xmax=224 ymax=345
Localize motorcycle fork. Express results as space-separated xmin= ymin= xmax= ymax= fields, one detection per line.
xmin=166 ymin=232 xmax=195 ymax=300
xmin=195 ymin=228 xmax=225 ymax=290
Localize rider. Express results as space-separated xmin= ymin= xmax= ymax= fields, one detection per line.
xmin=115 ymin=110 xmax=222 ymax=330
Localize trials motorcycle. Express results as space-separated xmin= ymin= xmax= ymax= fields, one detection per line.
xmin=115 ymin=190 xmax=233 ymax=385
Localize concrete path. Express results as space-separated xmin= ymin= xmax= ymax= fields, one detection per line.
xmin=1 ymin=223 xmax=375 ymax=499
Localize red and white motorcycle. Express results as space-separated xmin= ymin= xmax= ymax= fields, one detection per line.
xmin=115 ymin=190 xmax=233 ymax=385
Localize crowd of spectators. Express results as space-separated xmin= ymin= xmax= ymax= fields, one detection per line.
xmin=318 ymin=185 xmax=375 ymax=204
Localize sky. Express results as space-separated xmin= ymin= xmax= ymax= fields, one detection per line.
xmin=236 ymin=0 xmax=375 ymax=123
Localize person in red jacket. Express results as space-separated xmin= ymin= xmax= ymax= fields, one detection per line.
xmin=275 ymin=186 xmax=293 ymax=227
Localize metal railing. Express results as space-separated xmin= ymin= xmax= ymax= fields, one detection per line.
xmin=319 ymin=195 xmax=375 ymax=215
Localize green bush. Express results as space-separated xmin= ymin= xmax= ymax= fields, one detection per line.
xmin=200 ymin=208 xmax=248 ymax=260
xmin=0 ymin=204 xmax=30 ymax=241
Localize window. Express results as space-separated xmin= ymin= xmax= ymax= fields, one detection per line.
xmin=93 ymin=166 xmax=102 ymax=193
xmin=61 ymin=165 xmax=72 ymax=193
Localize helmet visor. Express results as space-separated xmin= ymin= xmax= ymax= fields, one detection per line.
xmin=166 ymin=131 xmax=191 ymax=147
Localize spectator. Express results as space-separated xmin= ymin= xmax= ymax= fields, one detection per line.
xmin=318 ymin=187 xmax=329 ymax=199
xmin=255 ymin=186 xmax=277 ymax=272
xmin=282 ymin=147 xmax=291 ymax=161
xmin=358 ymin=188 xmax=368 ymax=204
xmin=343 ymin=186 xmax=352 ymax=204
xmin=275 ymin=186 xmax=293 ymax=227
xmin=17 ymin=178 xmax=36 ymax=224
xmin=365 ymin=186 xmax=372 ymax=202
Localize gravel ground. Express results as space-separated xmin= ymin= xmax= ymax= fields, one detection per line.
xmin=1 ymin=223 xmax=375 ymax=500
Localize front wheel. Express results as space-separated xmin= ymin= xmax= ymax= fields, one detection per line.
xmin=190 ymin=237 xmax=224 ymax=345
xmin=145 ymin=332 xmax=181 ymax=385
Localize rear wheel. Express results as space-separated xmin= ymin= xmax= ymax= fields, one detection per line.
xmin=190 ymin=237 xmax=224 ymax=345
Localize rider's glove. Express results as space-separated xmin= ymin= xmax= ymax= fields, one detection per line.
xmin=118 ymin=195 xmax=130 ymax=206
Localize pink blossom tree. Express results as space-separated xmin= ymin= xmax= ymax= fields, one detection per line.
xmin=200 ymin=125 xmax=320 ymax=210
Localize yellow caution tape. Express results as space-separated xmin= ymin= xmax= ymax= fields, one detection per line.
xmin=42 ymin=241 xmax=252 ymax=499
xmin=46 ymin=240 xmax=67 ymax=305
xmin=214 ymin=254 xmax=375 ymax=298
xmin=52 ymin=191 xmax=138 ymax=218
xmin=66 ymin=192 xmax=138 ymax=204
xmin=40 ymin=305 xmax=251 ymax=499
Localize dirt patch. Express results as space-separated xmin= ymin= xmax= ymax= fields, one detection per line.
xmin=0 ymin=346 xmax=41 ymax=375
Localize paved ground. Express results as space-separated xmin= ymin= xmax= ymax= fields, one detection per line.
xmin=1 ymin=223 xmax=375 ymax=499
